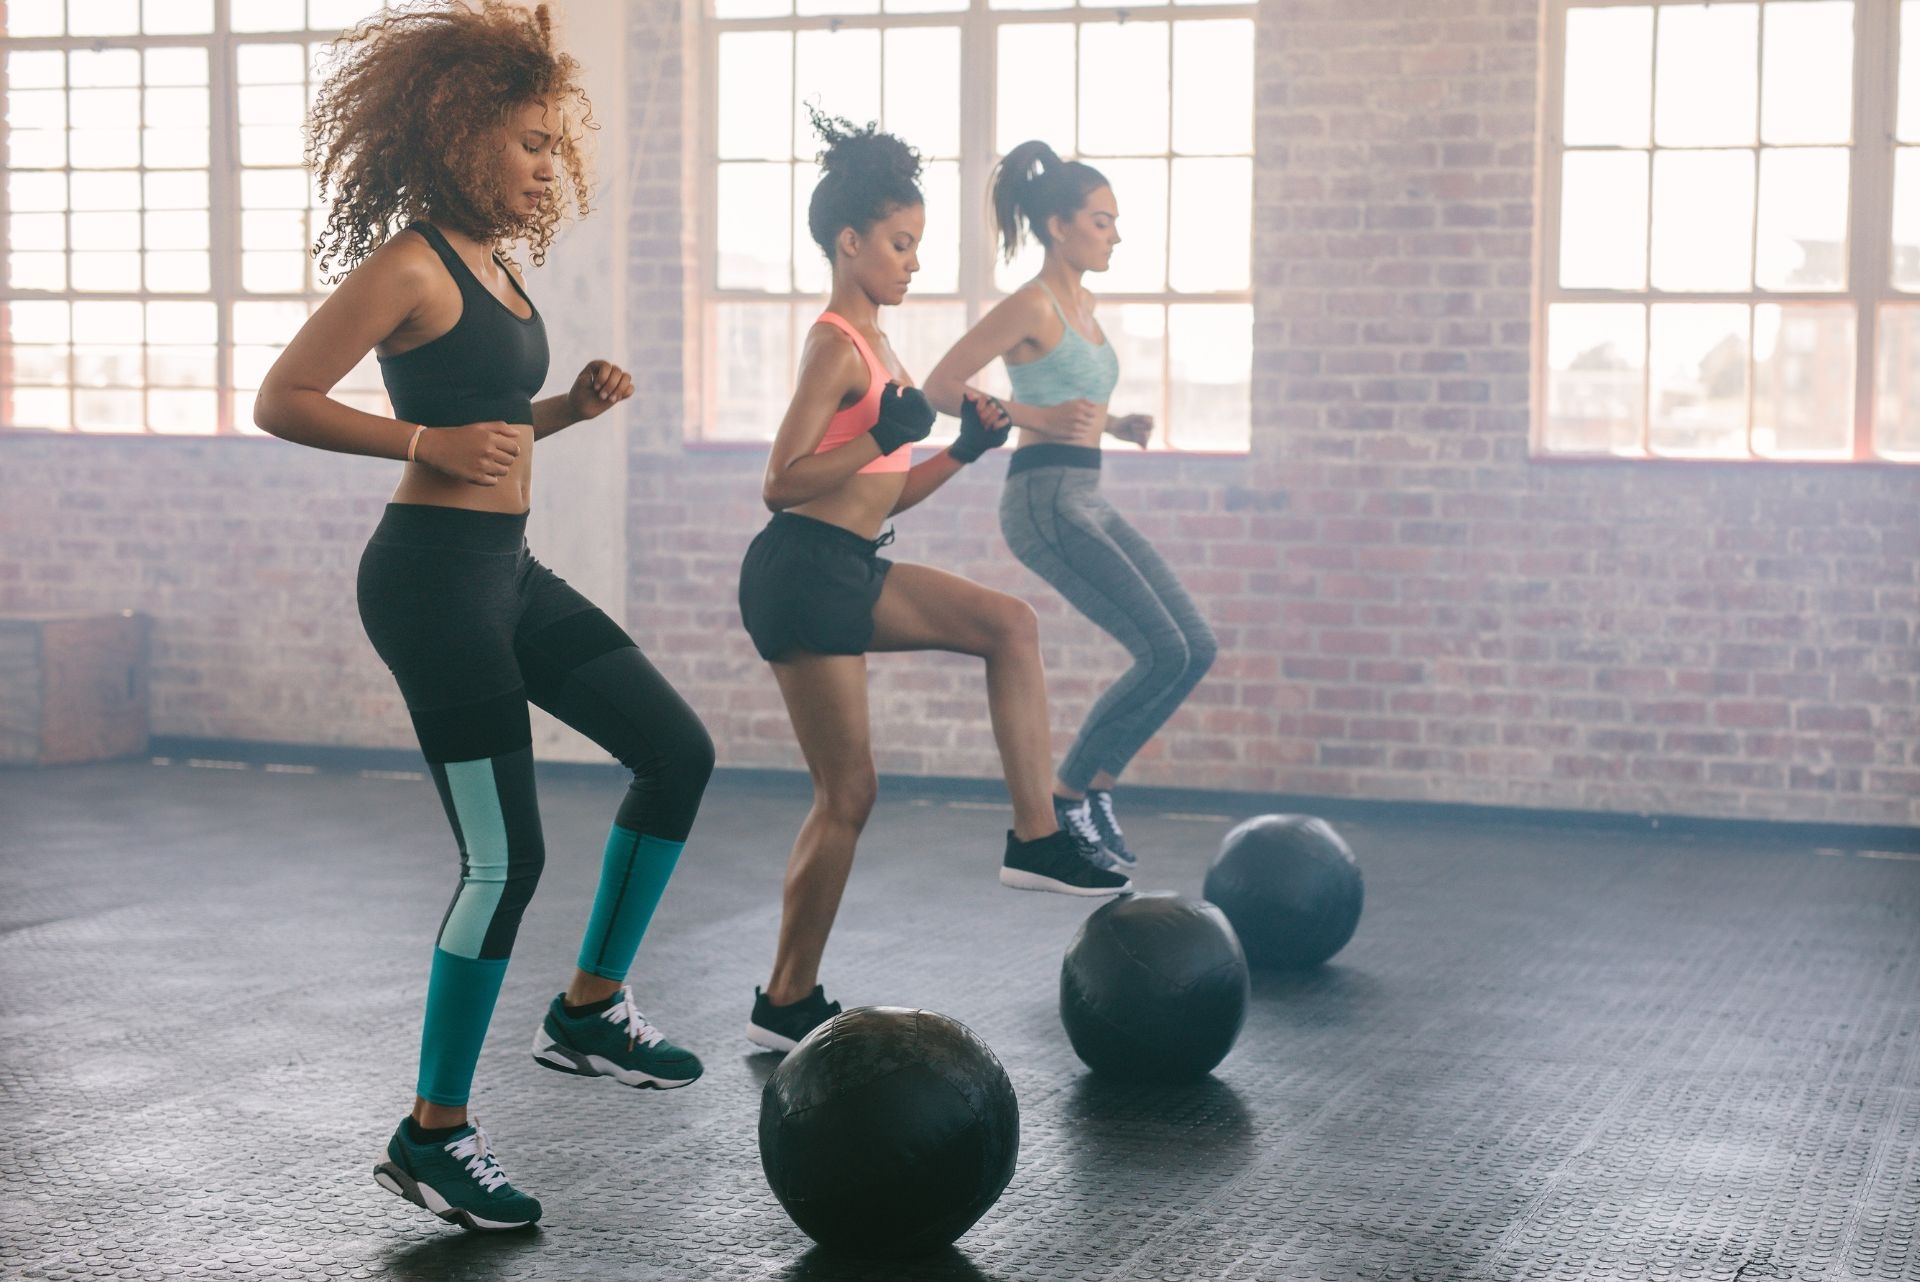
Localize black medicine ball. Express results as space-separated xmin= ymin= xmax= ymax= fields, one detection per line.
xmin=1204 ymin=814 xmax=1363 ymax=969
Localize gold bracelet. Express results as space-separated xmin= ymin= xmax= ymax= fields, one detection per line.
xmin=404 ymin=423 xmax=426 ymax=463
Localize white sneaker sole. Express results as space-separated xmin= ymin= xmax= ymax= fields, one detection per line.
xmin=530 ymin=1029 xmax=700 ymax=1089
xmin=999 ymin=866 xmax=1132 ymax=896
xmin=373 ymin=1161 xmax=534 ymax=1232
xmin=744 ymin=1020 xmax=799 ymax=1054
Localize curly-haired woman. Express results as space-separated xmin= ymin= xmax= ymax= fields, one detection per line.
xmin=736 ymin=111 xmax=1130 ymax=1058
xmin=255 ymin=2 xmax=712 ymax=1231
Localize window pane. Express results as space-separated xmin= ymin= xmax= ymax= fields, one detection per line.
xmin=70 ymin=0 xmax=137 ymax=36
xmin=718 ymin=163 xmax=793 ymax=292
xmin=309 ymin=0 xmax=378 ymax=30
xmin=70 ymin=49 xmax=140 ymax=88
xmin=10 ymin=213 xmax=65 ymax=251
xmin=1168 ymin=304 xmax=1250 ymax=451
xmin=9 ymin=51 xmax=66 ymax=89
xmin=243 ymin=251 xmax=306 ymax=293
xmin=73 ymin=210 xmax=138 ymax=250
xmin=146 ymin=253 xmax=210 ymax=293
xmin=241 ymin=126 xmax=305 ymax=167
xmin=9 ymin=253 xmax=66 ymax=291
xmin=74 ymin=343 xmax=141 ymax=387
xmin=145 ymin=48 xmax=208 ymax=86
xmin=71 ymin=171 xmax=140 ymax=210
xmin=244 ymin=209 xmax=307 ymax=251
xmin=149 ymin=346 xmax=216 ymax=388
xmin=1546 ymin=304 xmax=1646 ymax=454
xmin=1879 ymin=305 xmax=1920 ymax=454
xmin=885 ymin=0 xmax=965 ymax=14
xmin=1649 ymin=304 xmax=1750 ymax=456
xmin=798 ymin=0 xmax=878 ymax=15
xmin=916 ymin=161 xmax=961 ymax=295
xmin=794 ymin=30 xmax=879 ymax=159
xmin=719 ymin=33 xmax=791 ymax=161
xmin=9 ymin=89 xmax=67 ymax=131
xmin=1080 ymin=22 xmax=1169 ymax=156
xmin=9 ymin=131 xmax=66 ymax=169
xmin=1895 ymin=149 xmax=1920 ymax=291
xmin=715 ymin=0 xmax=790 ymax=15
xmin=1761 ymin=2 xmax=1853 ymax=145
xmin=75 ymin=301 xmax=143 ymax=344
xmin=1091 ymin=158 xmax=1167 ymax=294
xmin=145 ymin=210 xmax=209 ymax=250
xmin=1104 ymin=303 xmax=1166 ymax=439
xmin=1559 ymin=151 xmax=1649 ymax=290
xmin=997 ymin=25 xmax=1074 ymax=156
xmin=992 ymin=0 xmax=1070 ymax=10
xmin=147 ymin=86 xmax=211 ymax=128
xmin=75 ymin=390 xmax=144 ymax=432
xmin=242 ymin=168 xmax=310 ymax=210
xmin=885 ymin=301 xmax=968 ymax=399
xmin=5 ymin=0 xmax=65 ymax=37
xmin=884 ymin=27 xmax=960 ymax=158
xmin=1655 ymin=4 xmax=1759 ymax=148
xmin=7 ymin=301 xmax=70 ymax=344
xmin=148 ymin=389 xmax=217 ymax=434
xmin=10 ymin=172 xmax=67 ymax=212
xmin=793 ymin=165 xmax=827 ymax=296
xmin=11 ymin=344 xmax=71 ymax=383
xmin=72 ymin=253 xmax=141 ymax=291
xmin=1169 ymin=158 xmax=1250 ymax=292
xmin=1902 ymin=1 xmax=1920 ymax=141
xmin=145 ymin=129 xmax=210 ymax=169
xmin=143 ymin=0 xmax=212 ymax=34
xmin=1564 ymin=6 xmax=1653 ymax=147
xmin=710 ymin=302 xmax=793 ymax=441
xmin=237 ymin=44 xmax=306 ymax=85
xmin=1173 ymin=21 xmax=1254 ymax=156
xmin=232 ymin=0 xmax=306 ymax=32
xmin=1651 ymin=150 xmax=1755 ymax=291
xmin=146 ymin=171 xmax=209 ymax=210
xmin=147 ymin=301 xmax=217 ymax=346
xmin=239 ymin=83 xmax=306 ymax=125
xmin=1752 ymin=304 xmax=1853 ymax=455
xmin=1756 ymin=148 xmax=1849 ymax=291
xmin=993 ymin=225 xmax=1047 ymax=296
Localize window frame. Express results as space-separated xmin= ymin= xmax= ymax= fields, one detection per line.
xmin=1534 ymin=0 xmax=1916 ymax=463
xmin=694 ymin=0 xmax=1259 ymax=453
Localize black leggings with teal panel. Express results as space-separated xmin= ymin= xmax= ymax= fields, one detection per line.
xmin=357 ymin=503 xmax=713 ymax=1106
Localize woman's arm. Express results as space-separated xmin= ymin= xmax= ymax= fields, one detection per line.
xmin=923 ymin=289 xmax=1082 ymax=438
xmin=761 ymin=326 xmax=883 ymax=512
xmin=532 ymin=361 xmax=634 ymax=438
xmin=254 ymin=237 xmax=435 ymax=460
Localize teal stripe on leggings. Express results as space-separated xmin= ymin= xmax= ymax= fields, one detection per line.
xmin=438 ymin=758 xmax=509 ymax=959
xmin=417 ymin=947 xmax=509 ymax=1106
xmin=576 ymin=826 xmax=684 ymax=981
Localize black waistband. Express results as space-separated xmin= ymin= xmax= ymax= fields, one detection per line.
xmin=1007 ymin=444 xmax=1102 ymax=477
xmin=766 ymin=510 xmax=896 ymax=554
xmin=369 ymin=503 xmax=529 ymax=553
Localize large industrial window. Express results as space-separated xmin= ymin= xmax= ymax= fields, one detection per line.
xmin=1537 ymin=0 xmax=1919 ymax=461
xmin=700 ymin=0 xmax=1258 ymax=452
xmin=0 ymin=1 xmax=386 ymax=436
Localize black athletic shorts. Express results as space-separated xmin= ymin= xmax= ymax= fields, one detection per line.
xmin=738 ymin=511 xmax=894 ymax=662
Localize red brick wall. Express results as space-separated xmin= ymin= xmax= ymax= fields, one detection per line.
xmin=1 ymin=0 xmax=1915 ymax=824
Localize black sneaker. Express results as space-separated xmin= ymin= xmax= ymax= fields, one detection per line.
xmin=746 ymin=984 xmax=842 ymax=1054
xmin=1084 ymin=789 xmax=1137 ymax=867
xmin=1000 ymin=828 xmax=1132 ymax=896
xmin=1054 ymin=794 xmax=1127 ymax=872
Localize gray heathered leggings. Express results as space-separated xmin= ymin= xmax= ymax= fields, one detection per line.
xmin=1000 ymin=459 xmax=1217 ymax=791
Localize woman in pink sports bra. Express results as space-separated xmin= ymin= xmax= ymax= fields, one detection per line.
xmin=736 ymin=111 xmax=1131 ymax=1055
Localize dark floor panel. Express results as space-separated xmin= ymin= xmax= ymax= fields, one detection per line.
xmin=1 ymin=761 xmax=1916 ymax=1281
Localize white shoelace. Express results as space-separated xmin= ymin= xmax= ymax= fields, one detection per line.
xmin=1091 ymin=790 xmax=1125 ymax=839
xmin=605 ymin=986 xmax=665 ymax=1050
xmin=1061 ymin=799 xmax=1103 ymax=849
xmin=443 ymin=1122 xmax=510 ymax=1193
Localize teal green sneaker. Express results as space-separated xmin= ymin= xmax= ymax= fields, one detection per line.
xmin=373 ymin=1118 xmax=541 ymax=1232
xmin=530 ymin=986 xmax=704 ymax=1089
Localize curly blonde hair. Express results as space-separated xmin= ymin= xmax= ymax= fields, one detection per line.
xmin=306 ymin=0 xmax=594 ymax=279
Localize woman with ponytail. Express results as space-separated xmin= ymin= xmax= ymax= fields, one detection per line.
xmin=255 ymin=2 xmax=714 ymax=1231
xmin=737 ymin=113 xmax=1130 ymax=1056
xmin=925 ymin=141 xmax=1218 ymax=870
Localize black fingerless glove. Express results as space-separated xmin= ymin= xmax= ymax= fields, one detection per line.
xmin=868 ymin=382 xmax=936 ymax=456
xmin=947 ymin=395 xmax=1011 ymax=464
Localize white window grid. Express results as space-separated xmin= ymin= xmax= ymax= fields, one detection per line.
xmin=1535 ymin=0 xmax=1920 ymax=463
xmin=0 ymin=1 xmax=388 ymax=437
xmin=697 ymin=0 xmax=1259 ymax=452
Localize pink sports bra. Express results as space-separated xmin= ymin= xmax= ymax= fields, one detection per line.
xmin=811 ymin=311 xmax=910 ymax=476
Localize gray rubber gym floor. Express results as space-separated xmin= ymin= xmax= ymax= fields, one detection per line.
xmin=2 ymin=759 xmax=1917 ymax=1282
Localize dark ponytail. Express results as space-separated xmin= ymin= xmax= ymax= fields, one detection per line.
xmin=805 ymin=104 xmax=924 ymax=262
xmin=989 ymin=140 xmax=1110 ymax=262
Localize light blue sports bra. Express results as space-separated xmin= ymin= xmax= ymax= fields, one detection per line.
xmin=1004 ymin=282 xmax=1120 ymax=409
